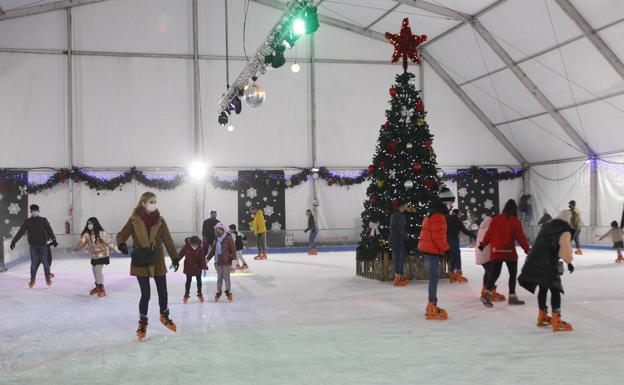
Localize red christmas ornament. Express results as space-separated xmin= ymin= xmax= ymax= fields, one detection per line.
xmin=424 ymin=140 xmax=433 ymax=150
xmin=368 ymin=165 xmax=376 ymax=174
xmin=389 ymin=87 xmax=397 ymax=97
xmin=385 ymin=18 xmax=427 ymax=72
xmin=391 ymin=199 xmax=399 ymax=209
xmin=387 ymin=141 xmax=398 ymax=154
xmin=384 ymin=122 xmax=389 ymax=130
xmin=370 ymin=196 xmax=377 ymax=204
xmin=415 ymin=101 xmax=425 ymax=112
xmin=424 ymin=178 xmax=435 ymax=190
xmin=73 ymin=178 xmax=80 ymax=184
xmin=379 ymin=160 xmax=386 ymax=170
xmin=59 ymin=170 xmax=68 ymax=182
xmin=412 ymin=162 xmax=422 ymax=171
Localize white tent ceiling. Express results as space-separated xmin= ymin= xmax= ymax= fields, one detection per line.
xmin=1 ymin=0 xmax=624 ymax=167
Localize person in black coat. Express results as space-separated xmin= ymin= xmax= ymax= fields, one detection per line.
xmin=202 ymin=210 xmax=220 ymax=245
xmin=518 ymin=217 xmax=574 ymax=332
xmin=447 ymin=209 xmax=475 ymax=283
xmin=389 ymin=202 xmax=409 ymax=286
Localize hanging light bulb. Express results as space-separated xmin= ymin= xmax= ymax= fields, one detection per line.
xmin=227 ymin=124 xmax=235 ymax=132
xmin=291 ymin=62 xmax=301 ymax=73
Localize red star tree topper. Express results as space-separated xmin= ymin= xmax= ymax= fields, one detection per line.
xmin=385 ymin=18 xmax=427 ymax=72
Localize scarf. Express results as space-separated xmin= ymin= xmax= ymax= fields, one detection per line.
xmin=215 ymin=233 xmax=227 ymax=263
xmin=139 ymin=209 xmax=161 ymax=230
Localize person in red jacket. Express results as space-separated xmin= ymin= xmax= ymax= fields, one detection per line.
xmin=418 ymin=198 xmax=450 ymax=320
xmin=178 ymin=236 xmax=209 ymax=304
xmin=479 ymin=199 xmax=530 ymax=307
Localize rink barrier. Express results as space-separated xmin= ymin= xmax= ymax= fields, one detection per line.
xmin=356 ymin=252 xmax=450 ymax=282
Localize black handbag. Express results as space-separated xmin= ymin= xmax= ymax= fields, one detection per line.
xmin=131 ymin=244 xmax=155 ymax=267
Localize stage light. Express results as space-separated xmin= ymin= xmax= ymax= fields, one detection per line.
xmin=218 ymin=111 xmax=229 ymax=126
xmin=188 ymin=161 xmax=208 ymax=181
xmin=311 ymin=167 xmax=319 ymax=172
xmin=227 ymin=125 xmax=235 ymax=132
xmin=291 ymin=63 xmax=301 ymax=73
xmin=292 ymin=18 xmax=306 ymax=36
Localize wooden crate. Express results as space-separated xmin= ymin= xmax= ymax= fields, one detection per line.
xmin=356 ymin=252 xmax=449 ymax=281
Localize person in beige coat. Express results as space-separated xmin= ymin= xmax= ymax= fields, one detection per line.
xmin=117 ymin=192 xmax=179 ymax=341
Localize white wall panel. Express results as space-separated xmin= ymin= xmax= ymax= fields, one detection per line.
xmin=0 ymin=53 xmax=67 ymax=168
xmin=479 ymin=0 xmax=582 ymax=61
xmin=596 ymin=154 xmax=624 ymax=226
xmin=519 ymin=38 xmax=624 ymax=109
xmin=27 ymin=174 xmax=69 ymax=235
xmin=200 ymin=60 xmax=310 ymax=168
xmin=203 ymin=171 xmax=240 ymax=231
xmin=424 ymin=63 xmax=518 ymax=166
xmin=529 ymin=161 xmax=589 ymax=226
xmin=315 ymin=63 xmax=404 ymax=167
xmin=73 ymin=0 xmax=192 ymax=54
xmin=316 ymin=176 xmax=368 ymax=243
xmin=425 ymin=24 xmax=505 ymax=84
xmin=462 ymin=69 xmax=546 ymax=124
xmin=0 ymin=11 xmax=65 ymax=50
xmin=73 ymin=55 xmax=194 ymax=167
xmin=559 ymin=93 xmax=624 ymax=155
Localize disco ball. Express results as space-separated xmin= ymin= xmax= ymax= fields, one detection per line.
xmin=244 ymin=83 xmax=266 ymax=108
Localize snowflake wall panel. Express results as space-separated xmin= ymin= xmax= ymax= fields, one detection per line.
xmin=0 ymin=172 xmax=28 ymax=240
xmin=237 ymin=170 xmax=286 ymax=233
xmin=457 ymin=168 xmax=499 ymax=223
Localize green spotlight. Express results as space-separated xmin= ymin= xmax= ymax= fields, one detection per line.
xmin=292 ymin=17 xmax=306 ymax=36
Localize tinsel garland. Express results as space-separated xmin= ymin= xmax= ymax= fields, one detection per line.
xmin=442 ymin=166 xmax=525 ymax=183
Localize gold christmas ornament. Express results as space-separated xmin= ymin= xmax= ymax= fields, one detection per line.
xmin=377 ymin=180 xmax=384 ymax=188
xmin=416 ymin=118 xmax=425 ymax=126
xmin=406 ymin=143 xmax=413 ymax=149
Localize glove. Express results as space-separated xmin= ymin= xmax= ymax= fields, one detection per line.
xmin=478 ymin=243 xmax=485 ymax=252
xmin=304 ymin=229 xmax=308 ymax=233
xmin=568 ymin=263 xmax=575 ymax=274
xmin=51 ymin=240 xmax=59 ymax=248
xmin=10 ymin=243 xmax=15 ymax=250
xmin=172 ymin=259 xmax=180 ymax=272
xmin=118 ymin=243 xmax=129 ymax=255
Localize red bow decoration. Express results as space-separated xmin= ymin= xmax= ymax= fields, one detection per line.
xmin=385 ymin=18 xmax=427 ymax=72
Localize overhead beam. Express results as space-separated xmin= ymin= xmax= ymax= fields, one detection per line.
xmin=472 ymin=19 xmax=594 ymax=156
xmin=421 ymin=49 xmax=528 ymax=167
xmin=364 ymin=3 xmax=400 ymax=30
xmin=0 ymin=0 xmax=110 ymax=21
xmin=394 ymin=0 xmax=470 ymax=21
xmin=555 ymin=0 xmax=624 ymax=80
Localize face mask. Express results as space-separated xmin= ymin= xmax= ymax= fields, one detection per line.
xmin=31 ymin=211 xmax=40 ymax=217
xmin=191 ymin=245 xmax=199 ymax=250
xmin=146 ymin=203 xmax=157 ymax=213
xmin=87 ymin=224 xmax=94 ymax=230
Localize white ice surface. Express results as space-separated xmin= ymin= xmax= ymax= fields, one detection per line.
xmin=1 ymin=249 xmax=623 ymax=385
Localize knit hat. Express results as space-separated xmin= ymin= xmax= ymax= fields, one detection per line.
xmin=214 ymin=222 xmax=227 ymax=231
xmin=439 ymin=187 xmax=455 ymax=203
xmin=556 ymin=210 xmax=572 ymax=225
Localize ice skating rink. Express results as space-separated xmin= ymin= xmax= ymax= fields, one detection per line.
xmin=1 ymin=248 xmax=622 ymax=385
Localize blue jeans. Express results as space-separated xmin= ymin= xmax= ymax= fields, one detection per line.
xmin=572 ymin=229 xmax=581 ymax=249
xmin=308 ymin=229 xmax=319 ymax=248
xmin=30 ymin=245 xmax=50 ymax=280
xmin=423 ymin=253 xmax=440 ymax=302
xmin=449 ymin=240 xmax=461 ymax=272
xmin=390 ymin=241 xmax=406 ymax=275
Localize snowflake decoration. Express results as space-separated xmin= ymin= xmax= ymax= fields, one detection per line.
xmin=17 ymin=195 xmax=22 ymax=201
xmin=271 ymin=190 xmax=278 ymax=197
xmin=264 ymin=206 xmax=274 ymax=217
xmin=458 ymin=187 xmax=468 ymax=198
xmin=4 ymin=219 xmax=9 ymax=224
xmin=245 ymin=200 xmax=252 ymax=208
xmin=271 ymin=222 xmax=282 ymax=231
xmin=489 ymin=188 xmax=495 ymax=194
xmin=9 ymin=226 xmax=20 ymax=237
xmin=246 ymin=187 xmax=257 ymax=199
xmin=240 ymin=193 xmax=245 ymax=198
xmin=484 ymin=199 xmax=494 ymax=210
xmin=388 ymin=170 xmax=397 ymax=179
xmin=263 ymin=197 xmax=268 ymax=202
xmin=470 ymin=197 xmax=476 ymax=204
xmin=8 ymin=203 xmax=21 ymax=215
xmin=18 ymin=185 xmax=28 ymax=196
xmin=400 ymin=106 xmax=414 ymax=123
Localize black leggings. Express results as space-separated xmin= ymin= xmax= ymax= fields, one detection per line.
xmin=137 ymin=275 xmax=168 ymax=317
xmin=537 ymin=285 xmax=561 ymax=311
xmin=484 ymin=260 xmax=518 ymax=294
xmin=185 ymin=274 xmax=202 ymax=295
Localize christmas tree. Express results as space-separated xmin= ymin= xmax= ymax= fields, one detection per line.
xmin=356 ymin=18 xmax=441 ymax=261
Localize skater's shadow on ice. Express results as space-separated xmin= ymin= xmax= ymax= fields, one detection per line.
xmin=573 ymin=263 xmax=624 ymax=272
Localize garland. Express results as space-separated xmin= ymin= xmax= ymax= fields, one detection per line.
xmin=0 ymin=165 xmax=525 ymax=194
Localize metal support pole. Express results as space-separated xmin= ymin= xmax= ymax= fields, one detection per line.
xmin=309 ymin=34 xmax=320 ymax=218
xmin=418 ymin=61 xmax=425 ymax=104
xmin=67 ymin=8 xmax=74 ymax=234
xmin=192 ymin=0 xmax=202 ymax=232
xmin=589 ymin=162 xmax=598 ymax=227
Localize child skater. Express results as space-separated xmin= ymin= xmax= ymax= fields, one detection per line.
xmin=475 ymin=216 xmax=506 ymax=302
xmin=229 ymin=224 xmax=249 ymax=270
xmin=75 ymin=217 xmax=119 ymax=297
xmin=207 ymin=222 xmax=239 ymax=301
xmin=178 ymin=236 xmax=209 ymax=303
xmin=597 ymin=221 xmax=624 ymax=263
xmin=518 ymin=212 xmax=575 ymax=332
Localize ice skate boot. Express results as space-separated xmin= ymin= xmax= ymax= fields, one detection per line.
xmin=136 ymin=317 xmax=148 ymax=341
xmin=45 ymin=276 xmax=52 ymax=287
xmin=425 ymin=301 xmax=448 ymax=320
xmin=253 ymin=254 xmax=263 ymax=260
xmin=197 ymin=293 xmax=205 ymax=303
xmin=214 ymin=291 xmax=222 ymax=302
xmin=551 ymin=312 xmax=573 ymax=332
xmin=491 ymin=287 xmax=506 ymax=302
xmin=97 ymin=284 xmax=107 ymax=297
xmin=481 ymin=290 xmax=494 ymax=308
xmin=226 ymin=291 xmax=233 ymax=301
xmin=574 ymin=248 xmax=583 ymax=255
xmin=508 ymin=294 xmax=525 ymax=305
xmin=393 ymin=276 xmax=408 ymax=287
xmin=399 ymin=276 xmax=410 ymax=285
xmin=159 ymin=310 xmax=177 ymax=332
xmin=183 ymin=294 xmax=190 ymax=304
xmin=90 ymin=283 xmax=99 ymax=296
xmin=449 ymin=271 xmax=457 ymax=283
xmin=49 ymin=273 xmax=55 ymax=278
xmin=616 ymin=256 xmax=623 ymax=263
xmin=240 ymin=263 xmax=249 ymax=270
xmin=537 ymin=308 xmax=551 ymax=327
xmin=261 ymin=252 xmax=268 ymax=260
xmin=455 ymin=272 xmax=468 ymax=283
xmin=28 ymin=278 xmax=35 ymax=288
